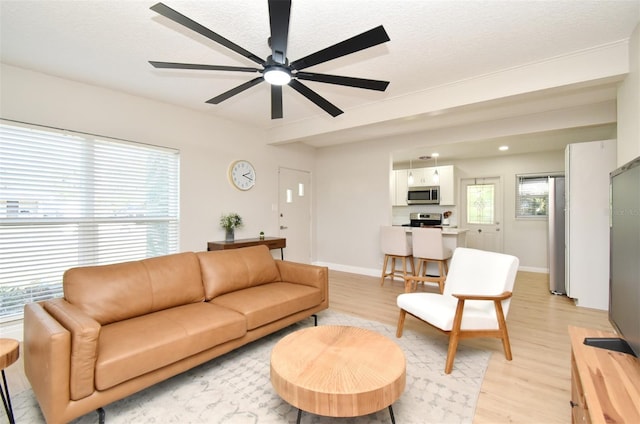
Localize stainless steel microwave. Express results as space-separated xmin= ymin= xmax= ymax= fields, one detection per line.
xmin=407 ymin=186 xmax=440 ymax=204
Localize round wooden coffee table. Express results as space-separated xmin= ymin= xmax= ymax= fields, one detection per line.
xmin=270 ymin=325 xmax=406 ymax=423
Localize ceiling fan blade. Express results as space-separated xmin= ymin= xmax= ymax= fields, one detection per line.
xmin=271 ymin=85 xmax=283 ymax=119
xmin=268 ymin=0 xmax=291 ymax=64
xmin=289 ymin=79 xmax=343 ymax=117
xmin=290 ymin=25 xmax=390 ymax=71
xmin=149 ymin=61 xmax=260 ymax=73
xmin=151 ymin=2 xmax=265 ymax=66
xmin=205 ymin=77 xmax=264 ymax=104
xmin=295 ymin=72 xmax=389 ymax=91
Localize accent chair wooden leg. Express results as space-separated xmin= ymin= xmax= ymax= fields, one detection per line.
xmin=445 ymin=334 xmax=459 ymax=374
xmin=495 ymin=301 xmax=513 ymax=360
xmin=446 ymin=299 xmax=466 ymax=374
xmin=396 ymin=310 xmax=406 ymax=338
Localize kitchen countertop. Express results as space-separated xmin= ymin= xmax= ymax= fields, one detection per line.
xmin=400 ymin=226 xmax=469 ymax=235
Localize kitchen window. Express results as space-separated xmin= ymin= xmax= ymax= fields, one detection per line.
xmin=516 ymin=174 xmax=554 ymax=218
xmin=0 ymin=121 xmax=180 ymax=321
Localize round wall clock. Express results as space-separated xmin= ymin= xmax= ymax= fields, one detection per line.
xmin=228 ymin=160 xmax=256 ymax=190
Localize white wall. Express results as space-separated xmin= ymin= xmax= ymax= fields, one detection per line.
xmin=316 ymin=108 xmax=609 ymax=275
xmin=0 ymin=63 xmax=317 ymax=253
xmin=617 ymin=22 xmax=640 ymax=165
xmin=454 ymin=151 xmax=565 ymax=272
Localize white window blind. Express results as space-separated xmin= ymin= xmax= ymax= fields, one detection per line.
xmin=0 ymin=121 xmax=179 ymax=322
xmin=516 ymin=175 xmax=550 ymax=218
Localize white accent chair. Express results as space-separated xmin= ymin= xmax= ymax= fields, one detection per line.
xmin=380 ymin=226 xmax=415 ymax=286
xmin=396 ymin=247 xmax=519 ymax=374
xmin=410 ymin=227 xmax=452 ymax=293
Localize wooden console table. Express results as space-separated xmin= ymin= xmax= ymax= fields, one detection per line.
xmin=569 ymin=326 xmax=640 ymax=423
xmin=207 ymin=237 xmax=286 ymax=259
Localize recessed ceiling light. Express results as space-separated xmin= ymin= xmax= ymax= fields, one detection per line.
xmin=499 ymin=146 xmax=509 ymax=151
xmin=431 ymin=152 xmax=440 ymax=157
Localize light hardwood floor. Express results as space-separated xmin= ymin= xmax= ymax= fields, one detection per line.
xmin=329 ymin=270 xmax=612 ymax=423
xmin=3 ymin=269 xmax=611 ymax=423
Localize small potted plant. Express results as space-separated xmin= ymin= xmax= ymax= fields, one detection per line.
xmin=443 ymin=211 xmax=453 ymax=226
xmin=259 ymin=231 xmax=265 ymax=240
xmin=220 ymin=212 xmax=243 ymax=242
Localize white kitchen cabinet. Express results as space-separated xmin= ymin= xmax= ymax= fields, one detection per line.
xmin=398 ymin=165 xmax=455 ymax=205
xmin=393 ymin=169 xmax=408 ymax=206
xmin=407 ymin=167 xmax=432 ymax=187
xmin=436 ymin=165 xmax=455 ymax=205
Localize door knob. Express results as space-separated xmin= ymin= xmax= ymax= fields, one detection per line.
xmin=280 ymin=225 xmax=288 ymax=230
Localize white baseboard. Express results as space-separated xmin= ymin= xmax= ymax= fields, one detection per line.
xmin=313 ymin=261 xmax=547 ymax=276
xmin=312 ymin=262 xmax=380 ymax=277
xmin=519 ymin=266 xmax=547 ymax=274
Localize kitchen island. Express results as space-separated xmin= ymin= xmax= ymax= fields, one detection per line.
xmin=403 ymin=226 xmax=468 ymax=250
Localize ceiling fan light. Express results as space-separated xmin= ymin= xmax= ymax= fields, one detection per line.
xmin=264 ymin=66 xmax=291 ymax=85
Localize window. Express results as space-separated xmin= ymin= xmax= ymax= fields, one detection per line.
xmin=516 ymin=174 xmax=555 ymax=218
xmin=466 ymin=183 xmax=495 ymax=225
xmin=0 ymin=121 xmax=179 ymax=321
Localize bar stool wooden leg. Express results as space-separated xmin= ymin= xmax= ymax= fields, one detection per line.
xmin=381 ymin=254 xmax=390 ymax=285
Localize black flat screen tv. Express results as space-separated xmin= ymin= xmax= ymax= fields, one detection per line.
xmin=588 ymin=155 xmax=640 ymax=357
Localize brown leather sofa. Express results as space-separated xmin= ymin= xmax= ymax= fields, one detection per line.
xmin=23 ymin=245 xmax=328 ymax=424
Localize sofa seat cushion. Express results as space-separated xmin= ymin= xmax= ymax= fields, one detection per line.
xmin=210 ymin=282 xmax=322 ymax=330
xmin=95 ymin=302 xmax=246 ymax=390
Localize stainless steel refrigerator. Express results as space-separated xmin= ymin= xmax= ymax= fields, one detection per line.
xmin=548 ymin=176 xmax=565 ymax=295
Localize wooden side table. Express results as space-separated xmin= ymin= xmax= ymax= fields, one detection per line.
xmin=0 ymin=339 xmax=19 ymax=424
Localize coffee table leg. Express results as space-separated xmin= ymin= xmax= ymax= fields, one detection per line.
xmin=388 ymin=405 xmax=396 ymax=424
xmin=296 ymin=408 xmax=302 ymax=424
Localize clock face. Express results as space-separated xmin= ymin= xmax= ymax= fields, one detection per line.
xmin=229 ymin=160 xmax=256 ymax=190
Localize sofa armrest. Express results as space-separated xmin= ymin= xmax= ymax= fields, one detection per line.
xmin=43 ymin=298 xmax=101 ymax=400
xmin=276 ymin=260 xmax=329 ymax=303
xmin=24 ymin=302 xmax=72 ymax=423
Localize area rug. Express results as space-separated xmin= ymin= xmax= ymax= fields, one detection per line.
xmin=7 ymin=309 xmax=490 ymax=423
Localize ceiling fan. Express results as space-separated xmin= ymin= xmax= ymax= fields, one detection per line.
xmin=149 ymin=1 xmax=390 ymax=119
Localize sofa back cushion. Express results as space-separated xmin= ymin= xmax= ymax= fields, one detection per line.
xmin=63 ymin=252 xmax=205 ymax=325
xmin=197 ymin=245 xmax=281 ymax=300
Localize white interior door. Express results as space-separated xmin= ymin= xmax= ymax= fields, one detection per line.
xmin=461 ymin=177 xmax=504 ymax=252
xmin=278 ymin=167 xmax=312 ymax=263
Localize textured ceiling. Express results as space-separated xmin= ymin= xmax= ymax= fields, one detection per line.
xmin=1 ymin=0 xmax=638 ymax=155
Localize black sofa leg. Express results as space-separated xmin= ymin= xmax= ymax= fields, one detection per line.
xmin=311 ymin=314 xmax=317 ymax=326
xmin=97 ymin=407 xmax=105 ymax=424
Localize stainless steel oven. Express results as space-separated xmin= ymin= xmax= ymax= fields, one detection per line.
xmin=407 ymin=186 xmax=440 ymax=204
xmin=408 ymin=212 xmax=442 ymax=227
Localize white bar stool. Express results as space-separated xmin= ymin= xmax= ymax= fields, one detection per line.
xmin=380 ymin=226 xmax=415 ymax=286
xmin=410 ymin=227 xmax=452 ymax=293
